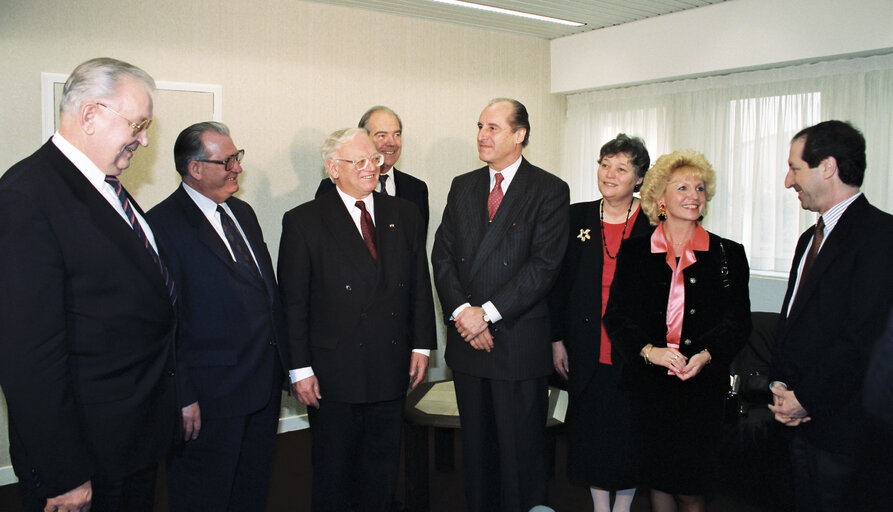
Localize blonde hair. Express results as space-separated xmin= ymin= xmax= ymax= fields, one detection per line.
xmin=640 ymin=149 xmax=717 ymax=225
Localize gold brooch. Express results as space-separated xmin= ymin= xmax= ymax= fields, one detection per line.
xmin=577 ymin=228 xmax=591 ymax=242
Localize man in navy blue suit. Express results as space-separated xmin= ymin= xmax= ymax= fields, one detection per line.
xmin=0 ymin=57 xmax=179 ymax=512
xmin=148 ymin=122 xmax=290 ymax=511
xmin=770 ymin=120 xmax=893 ymax=511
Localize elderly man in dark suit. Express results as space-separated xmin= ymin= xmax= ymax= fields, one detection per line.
xmin=432 ymin=98 xmax=570 ymax=512
xmin=315 ymin=106 xmax=429 ymax=232
xmin=0 ymin=57 xmax=179 ymax=512
xmin=769 ymin=120 xmax=893 ymax=512
xmin=279 ymin=128 xmax=436 ymax=512
xmin=146 ymin=122 xmax=290 ymax=511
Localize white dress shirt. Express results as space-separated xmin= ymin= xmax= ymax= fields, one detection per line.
xmin=51 ymin=132 xmax=159 ymax=252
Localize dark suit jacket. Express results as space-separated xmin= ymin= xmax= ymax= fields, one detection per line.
xmin=316 ymin=168 xmax=429 ymax=232
xmin=771 ymin=194 xmax=893 ymax=453
xmin=147 ymin=186 xmax=289 ymax=419
xmin=604 ymin=232 xmax=752 ymax=395
xmin=432 ymin=158 xmax=570 ymax=380
xmin=548 ymin=200 xmax=653 ymax=397
xmin=0 ymin=140 xmax=179 ymax=498
xmin=278 ymin=189 xmax=436 ymax=404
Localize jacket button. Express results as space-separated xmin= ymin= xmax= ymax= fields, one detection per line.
xmin=689 ymin=308 xmax=696 ymax=315
xmin=493 ymin=327 xmax=500 ymax=333
xmin=689 ymin=277 xmax=697 ymax=284
xmin=360 ymin=313 xmax=367 ymax=319
xmin=391 ymin=340 xmax=397 ymax=344
xmin=359 ymin=343 xmax=365 ymax=348
xmin=169 ymin=369 xmax=176 ymax=376
xmin=466 ymin=294 xmax=472 ymax=299
xmin=683 ymin=339 xmax=692 ymax=346
xmin=503 ymin=261 xmax=508 ymax=266
xmin=391 ymin=312 xmax=398 ymax=317
xmin=583 ymin=317 xmax=590 ymax=323
xmin=460 ymin=257 xmax=465 ymax=262
xmin=345 ymin=285 xmax=352 ymax=291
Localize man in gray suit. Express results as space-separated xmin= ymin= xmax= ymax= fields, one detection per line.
xmin=432 ymin=98 xmax=569 ymax=512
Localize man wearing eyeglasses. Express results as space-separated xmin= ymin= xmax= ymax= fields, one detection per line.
xmin=145 ymin=122 xmax=290 ymax=511
xmin=315 ymin=106 xmax=430 ymax=233
xmin=0 ymin=58 xmax=179 ymax=512
xmin=279 ymin=128 xmax=436 ymax=512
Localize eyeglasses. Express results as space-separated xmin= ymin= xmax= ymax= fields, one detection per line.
xmin=96 ymin=103 xmax=152 ymax=137
xmin=333 ymin=153 xmax=384 ymax=171
xmin=196 ymin=149 xmax=245 ymax=171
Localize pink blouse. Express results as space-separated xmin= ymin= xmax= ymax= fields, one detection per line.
xmin=650 ymin=223 xmax=710 ymax=374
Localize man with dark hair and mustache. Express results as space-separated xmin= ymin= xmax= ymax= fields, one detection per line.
xmin=0 ymin=57 xmax=179 ymax=512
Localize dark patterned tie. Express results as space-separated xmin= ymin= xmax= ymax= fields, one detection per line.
xmin=795 ymin=216 xmax=824 ymax=304
xmin=217 ymin=205 xmax=262 ymax=282
xmin=379 ymin=174 xmax=389 ymax=196
xmin=487 ymin=172 xmax=504 ymax=222
xmin=355 ymin=200 xmax=377 ymax=261
xmin=104 ymin=176 xmax=177 ymax=303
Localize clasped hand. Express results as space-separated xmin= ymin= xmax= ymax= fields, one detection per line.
xmin=454 ymin=307 xmax=493 ymax=352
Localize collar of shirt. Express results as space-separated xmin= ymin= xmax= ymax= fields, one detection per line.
xmin=51 ymin=131 xmax=159 ymax=251
xmin=817 ymin=192 xmax=862 ymax=250
xmin=489 ymin=155 xmax=522 ymax=192
xmin=182 ymin=182 xmax=259 ymax=267
xmin=335 ymin=186 xmax=375 ymax=236
xmin=52 ymin=131 xmax=113 ymax=192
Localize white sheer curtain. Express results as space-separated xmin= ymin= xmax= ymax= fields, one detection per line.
xmin=562 ymin=53 xmax=893 ymax=273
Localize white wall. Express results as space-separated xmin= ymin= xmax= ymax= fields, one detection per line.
xmin=551 ymin=0 xmax=893 ymax=93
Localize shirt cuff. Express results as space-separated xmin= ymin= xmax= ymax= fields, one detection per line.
xmin=769 ymin=380 xmax=788 ymax=391
xmin=450 ymin=303 xmax=471 ymax=320
xmin=289 ymin=366 xmax=314 ymax=384
xmin=412 ymin=349 xmax=431 ymax=357
xmin=482 ymin=301 xmax=501 ymax=323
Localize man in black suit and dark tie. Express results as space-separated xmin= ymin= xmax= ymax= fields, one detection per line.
xmin=279 ymin=128 xmax=436 ymax=512
xmin=146 ymin=122 xmax=290 ymax=511
xmin=432 ymin=98 xmax=570 ymax=512
xmin=769 ymin=120 xmax=893 ymax=511
xmin=0 ymin=57 xmax=179 ymax=512
xmin=315 ymin=106 xmax=429 ymax=232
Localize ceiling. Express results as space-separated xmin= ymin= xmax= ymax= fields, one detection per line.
xmin=302 ymin=0 xmax=727 ymax=39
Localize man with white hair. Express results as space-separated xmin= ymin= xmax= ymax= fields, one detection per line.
xmin=0 ymin=57 xmax=179 ymax=512
xmin=279 ymin=128 xmax=435 ymax=512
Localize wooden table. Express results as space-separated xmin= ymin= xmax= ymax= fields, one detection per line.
xmin=402 ymin=380 xmax=566 ymax=512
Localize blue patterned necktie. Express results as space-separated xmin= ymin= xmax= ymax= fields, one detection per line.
xmin=104 ymin=175 xmax=177 ymax=303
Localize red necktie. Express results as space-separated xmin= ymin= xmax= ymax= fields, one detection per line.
xmin=488 ymin=172 xmax=504 ymax=222
xmin=356 ymin=200 xmax=377 ymax=261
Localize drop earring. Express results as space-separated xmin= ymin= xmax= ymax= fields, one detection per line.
xmin=658 ymin=202 xmax=667 ymax=221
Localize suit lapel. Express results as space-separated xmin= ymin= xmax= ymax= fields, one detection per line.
xmin=469 ymin=161 xmax=530 ymax=280
xmin=231 ymin=201 xmax=278 ymax=300
xmin=785 ymin=196 xmax=866 ymax=325
xmin=321 ymin=191 xmax=378 ymax=278
xmin=47 ymin=143 xmax=168 ymax=300
xmin=373 ymin=194 xmax=400 ymax=285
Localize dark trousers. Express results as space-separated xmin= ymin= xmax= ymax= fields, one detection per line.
xmin=166 ymin=385 xmax=282 ymax=512
xmin=453 ymin=372 xmax=549 ymax=512
xmin=307 ymin=396 xmax=405 ymax=512
xmin=21 ymin=464 xmax=157 ymax=512
xmin=790 ymin=432 xmax=859 ymax=512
